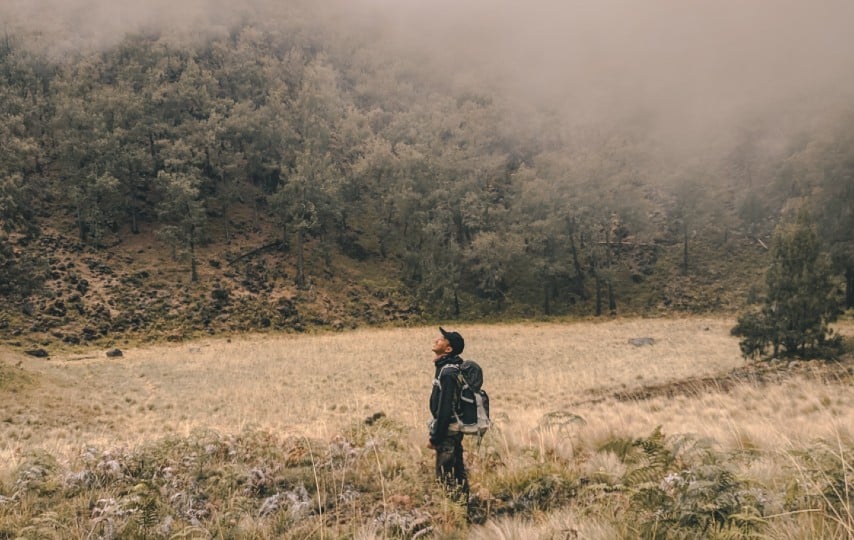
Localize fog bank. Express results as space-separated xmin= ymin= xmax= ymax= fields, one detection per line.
xmin=4 ymin=0 xmax=854 ymax=150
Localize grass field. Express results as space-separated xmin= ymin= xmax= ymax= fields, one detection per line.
xmin=1 ymin=317 xmax=852 ymax=538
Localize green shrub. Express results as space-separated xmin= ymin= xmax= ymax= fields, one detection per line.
xmin=732 ymin=212 xmax=843 ymax=360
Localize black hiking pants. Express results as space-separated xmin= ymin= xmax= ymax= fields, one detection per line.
xmin=434 ymin=432 xmax=468 ymax=499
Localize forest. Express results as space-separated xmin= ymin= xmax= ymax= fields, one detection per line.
xmin=1 ymin=0 xmax=853 ymax=345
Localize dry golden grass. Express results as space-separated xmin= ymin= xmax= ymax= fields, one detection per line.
xmin=0 ymin=318 xmax=714 ymax=466
xmin=2 ymin=316 xmax=850 ymax=477
xmin=0 ymin=318 xmax=854 ymax=474
xmin=1 ymin=316 xmax=852 ymax=538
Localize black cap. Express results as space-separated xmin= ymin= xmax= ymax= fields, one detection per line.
xmin=439 ymin=327 xmax=464 ymax=356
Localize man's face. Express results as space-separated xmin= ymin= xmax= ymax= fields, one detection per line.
xmin=432 ymin=335 xmax=452 ymax=356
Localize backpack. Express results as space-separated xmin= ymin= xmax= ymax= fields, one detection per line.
xmin=444 ymin=360 xmax=491 ymax=437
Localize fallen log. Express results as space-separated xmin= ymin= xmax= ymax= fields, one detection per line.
xmin=227 ymin=241 xmax=282 ymax=265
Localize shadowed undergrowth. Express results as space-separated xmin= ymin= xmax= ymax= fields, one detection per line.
xmin=1 ymin=419 xmax=851 ymax=539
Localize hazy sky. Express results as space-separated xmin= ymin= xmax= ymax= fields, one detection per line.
xmin=370 ymin=1 xmax=854 ymax=129
xmin=4 ymin=0 xmax=854 ymax=147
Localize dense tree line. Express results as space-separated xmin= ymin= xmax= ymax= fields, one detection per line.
xmin=0 ymin=12 xmax=852 ymax=319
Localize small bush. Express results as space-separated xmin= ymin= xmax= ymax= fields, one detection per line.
xmin=732 ymin=213 xmax=843 ymax=360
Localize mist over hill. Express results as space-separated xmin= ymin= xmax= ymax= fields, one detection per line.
xmin=0 ymin=1 xmax=852 ymax=346
xmin=6 ymin=0 xmax=854 ymax=128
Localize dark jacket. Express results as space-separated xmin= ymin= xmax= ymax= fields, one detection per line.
xmin=429 ymin=354 xmax=462 ymax=445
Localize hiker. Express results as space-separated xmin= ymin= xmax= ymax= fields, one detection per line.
xmin=427 ymin=327 xmax=469 ymax=498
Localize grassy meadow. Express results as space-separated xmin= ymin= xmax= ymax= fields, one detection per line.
xmin=1 ymin=317 xmax=852 ymax=538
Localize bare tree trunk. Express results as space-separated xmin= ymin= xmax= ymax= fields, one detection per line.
xmin=252 ymin=197 xmax=261 ymax=231
xmin=148 ymin=133 xmax=158 ymax=176
xmin=543 ymin=281 xmax=551 ymax=316
xmin=608 ymin=280 xmax=616 ymax=315
xmin=77 ymin=204 xmax=86 ymax=242
xmin=223 ymin=203 xmax=230 ymax=242
xmin=295 ymin=229 xmax=305 ymax=288
xmin=846 ymin=266 xmax=854 ymax=309
xmin=453 ymin=289 xmax=460 ymax=317
xmin=189 ymin=225 xmax=198 ymax=282
xmin=130 ymin=204 xmax=139 ymax=234
xmin=569 ymin=232 xmax=587 ymax=299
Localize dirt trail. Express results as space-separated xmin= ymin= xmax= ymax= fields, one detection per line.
xmin=572 ymin=356 xmax=854 ymax=407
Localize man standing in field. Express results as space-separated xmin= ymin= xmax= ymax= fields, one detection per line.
xmin=427 ymin=327 xmax=469 ymax=499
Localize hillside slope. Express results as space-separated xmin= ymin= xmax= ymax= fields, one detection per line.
xmin=0 ymin=191 xmax=773 ymax=353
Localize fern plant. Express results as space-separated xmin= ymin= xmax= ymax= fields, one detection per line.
xmin=608 ymin=427 xmax=768 ymax=538
xmin=125 ymin=481 xmax=163 ymax=537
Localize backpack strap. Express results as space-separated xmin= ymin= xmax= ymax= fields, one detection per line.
xmin=436 ymin=363 xmax=467 ymax=425
xmin=456 ymin=368 xmax=472 ymax=391
xmin=435 ymin=363 xmax=460 ymax=391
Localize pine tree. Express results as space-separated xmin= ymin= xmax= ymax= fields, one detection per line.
xmin=732 ymin=212 xmax=843 ymax=359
